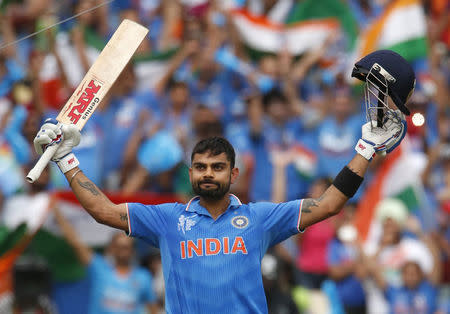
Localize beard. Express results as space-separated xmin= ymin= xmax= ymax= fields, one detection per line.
xmin=192 ymin=178 xmax=230 ymax=201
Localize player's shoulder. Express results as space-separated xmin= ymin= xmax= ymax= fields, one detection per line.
xmin=127 ymin=202 xmax=186 ymax=217
xmin=243 ymin=201 xmax=277 ymax=216
xmin=246 ymin=201 xmax=282 ymax=210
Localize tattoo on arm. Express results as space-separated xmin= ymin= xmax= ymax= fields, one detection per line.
xmin=120 ymin=213 xmax=128 ymax=221
xmin=302 ymin=195 xmax=324 ymax=214
xmin=77 ymin=179 xmax=100 ymax=196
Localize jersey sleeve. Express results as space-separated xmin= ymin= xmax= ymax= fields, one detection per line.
xmin=126 ymin=202 xmax=175 ymax=247
xmin=253 ymin=199 xmax=303 ymax=248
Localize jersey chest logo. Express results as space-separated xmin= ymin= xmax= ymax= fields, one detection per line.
xmin=177 ymin=214 xmax=197 ymax=234
xmin=180 ymin=236 xmax=247 ymax=259
xmin=231 ymin=215 xmax=249 ymax=229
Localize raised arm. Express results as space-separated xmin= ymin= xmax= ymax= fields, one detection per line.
xmin=33 ymin=119 xmax=129 ymax=231
xmin=53 ymin=207 xmax=93 ymax=265
xmin=299 ymin=154 xmax=369 ymax=229
xmin=64 ymin=167 xmax=129 ymax=231
xmin=299 ymin=115 xmax=407 ymax=230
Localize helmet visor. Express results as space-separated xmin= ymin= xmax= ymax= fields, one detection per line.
xmin=364 ymin=63 xmax=403 ymax=129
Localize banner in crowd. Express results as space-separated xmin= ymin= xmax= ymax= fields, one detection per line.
xmin=231 ymin=8 xmax=339 ymax=56
xmin=353 ymin=0 xmax=428 ymax=62
xmin=229 ymin=0 xmax=359 ymax=56
xmin=0 ymin=191 xmax=180 ymax=285
xmin=133 ymin=48 xmax=179 ymax=92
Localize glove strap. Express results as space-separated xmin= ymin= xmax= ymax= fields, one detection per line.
xmin=355 ymin=139 xmax=376 ymax=161
xmin=56 ymin=153 xmax=80 ymax=173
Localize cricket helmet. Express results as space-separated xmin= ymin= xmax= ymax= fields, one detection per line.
xmin=352 ymin=50 xmax=415 ymax=127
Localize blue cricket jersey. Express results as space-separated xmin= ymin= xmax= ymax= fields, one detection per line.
xmin=88 ymin=254 xmax=156 ymax=314
xmin=126 ymin=194 xmax=304 ymax=313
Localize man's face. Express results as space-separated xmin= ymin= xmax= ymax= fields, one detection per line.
xmin=402 ymin=262 xmax=423 ymax=289
xmin=189 ymin=152 xmax=238 ymax=201
xmin=111 ymin=234 xmax=134 ymax=265
xmin=380 ymin=218 xmax=401 ymax=245
xmin=170 ymin=85 xmax=189 ymax=109
xmin=267 ymin=100 xmax=288 ymax=124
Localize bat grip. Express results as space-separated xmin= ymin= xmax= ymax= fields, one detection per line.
xmin=26 ymin=143 xmax=60 ymax=183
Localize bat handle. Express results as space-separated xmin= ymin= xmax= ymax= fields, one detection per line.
xmin=26 ymin=143 xmax=60 ymax=183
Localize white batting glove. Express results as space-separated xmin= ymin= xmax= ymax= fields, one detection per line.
xmin=33 ymin=118 xmax=81 ymax=173
xmin=355 ymin=111 xmax=407 ymax=161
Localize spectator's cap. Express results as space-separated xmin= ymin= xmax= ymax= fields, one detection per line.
xmin=352 ymin=49 xmax=415 ymax=115
xmin=399 ymin=238 xmax=434 ymax=274
xmin=137 ymin=131 xmax=183 ymax=175
xmin=375 ymin=198 xmax=408 ymax=227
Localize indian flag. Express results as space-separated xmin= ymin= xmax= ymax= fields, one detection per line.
xmin=0 ymin=191 xmax=180 ymax=286
xmin=132 ymin=48 xmax=179 ymax=92
xmin=353 ymin=0 xmax=428 ymax=62
xmin=354 ymin=138 xmax=431 ymax=250
xmin=292 ymin=144 xmax=318 ymax=180
xmin=231 ymin=8 xmax=339 ymax=56
xmin=0 ymin=192 xmax=52 ymax=303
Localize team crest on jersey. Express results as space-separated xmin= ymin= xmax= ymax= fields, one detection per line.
xmin=231 ymin=216 xmax=249 ymax=229
xmin=178 ymin=214 xmax=197 ymax=234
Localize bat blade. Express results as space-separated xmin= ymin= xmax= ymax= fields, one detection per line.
xmin=26 ymin=19 xmax=148 ymax=183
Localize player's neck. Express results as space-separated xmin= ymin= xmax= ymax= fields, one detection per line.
xmin=199 ymin=195 xmax=231 ymax=220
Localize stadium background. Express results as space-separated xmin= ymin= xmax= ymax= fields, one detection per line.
xmin=0 ymin=0 xmax=448 ymax=313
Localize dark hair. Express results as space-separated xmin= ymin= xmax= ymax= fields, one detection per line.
xmin=191 ymin=137 xmax=235 ymax=168
xmin=262 ymin=88 xmax=287 ymax=109
xmin=168 ymin=79 xmax=188 ymax=90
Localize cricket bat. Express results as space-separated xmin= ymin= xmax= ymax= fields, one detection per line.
xmin=26 ymin=19 xmax=148 ymax=183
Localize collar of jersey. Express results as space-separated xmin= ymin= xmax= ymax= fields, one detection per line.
xmin=185 ymin=194 xmax=242 ymax=217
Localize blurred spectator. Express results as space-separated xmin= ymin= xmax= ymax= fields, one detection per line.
xmin=327 ymin=203 xmax=367 ymax=314
xmin=262 ymin=253 xmax=299 ymax=314
xmin=142 ymin=252 xmax=165 ymax=312
xmin=53 ymin=207 xmax=158 ymax=314
xmin=101 ymin=63 xmax=153 ymax=189
xmin=363 ymin=199 xmax=441 ymax=314
xmin=368 ymin=258 xmax=438 ymax=314
xmin=316 ymin=83 xmax=363 ymax=179
xmin=248 ymin=88 xmax=309 ymax=202
xmin=294 ymin=177 xmax=335 ymax=290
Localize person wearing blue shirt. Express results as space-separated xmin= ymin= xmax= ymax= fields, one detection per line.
xmin=34 ymin=93 xmax=407 ymax=313
xmin=53 ymin=208 xmax=158 ymax=314
xmin=316 ymin=86 xmax=364 ymax=179
xmin=369 ymin=259 xmax=438 ymax=314
xmin=247 ymin=89 xmax=311 ymax=202
xmin=0 ymin=56 xmax=25 ymax=98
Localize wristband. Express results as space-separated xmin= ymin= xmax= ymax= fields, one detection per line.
xmin=332 ymin=166 xmax=364 ymax=198
xmin=56 ymin=153 xmax=80 ymax=173
xmin=355 ymin=139 xmax=376 ymax=161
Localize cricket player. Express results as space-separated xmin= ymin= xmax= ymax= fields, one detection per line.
xmin=33 ymin=50 xmax=415 ymax=313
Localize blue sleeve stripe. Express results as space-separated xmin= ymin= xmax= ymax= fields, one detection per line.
xmin=297 ymin=199 xmax=304 ymax=233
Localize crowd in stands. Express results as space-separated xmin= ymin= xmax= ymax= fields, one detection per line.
xmin=0 ymin=0 xmax=448 ymax=313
